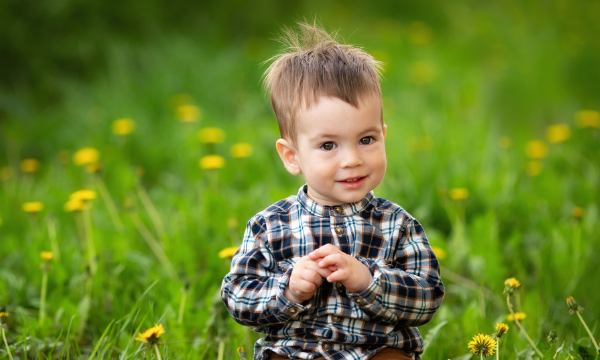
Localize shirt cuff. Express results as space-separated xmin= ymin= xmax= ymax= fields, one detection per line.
xmin=275 ymin=267 xmax=311 ymax=319
xmin=346 ymin=257 xmax=382 ymax=306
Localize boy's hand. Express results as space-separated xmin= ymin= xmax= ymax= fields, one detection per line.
xmin=309 ymin=244 xmax=373 ymax=293
xmin=284 ymin=256 xmax=333 ymax=304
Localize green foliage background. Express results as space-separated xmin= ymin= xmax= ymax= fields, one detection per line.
xmin=1 ymin=0 xmax=599 ymax=358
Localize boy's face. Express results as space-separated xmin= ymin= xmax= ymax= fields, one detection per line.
xmin=276 ymin=95 xmax=387 ymax=206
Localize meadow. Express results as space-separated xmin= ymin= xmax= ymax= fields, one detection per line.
xmin=1 ymin=1 xmax=599 ymax=359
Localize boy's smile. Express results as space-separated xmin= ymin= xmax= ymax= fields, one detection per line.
xmin=276 ymin=95 xmax=387 ymax=206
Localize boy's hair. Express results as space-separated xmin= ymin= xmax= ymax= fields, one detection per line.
xmin=263 ymin=22 xmax=383 ymax=144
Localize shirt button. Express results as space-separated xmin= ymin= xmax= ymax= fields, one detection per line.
xmin=334 ymin=206 xmax=343 ymax=214
xmin=355 ymin=297 xmax=365 ymax=305
xmin=336 ymin=282 xmax=344 ymax=291
xmin=332 ymin=315 xmax=341 ymax=322
xmin=289 ymin=308 xmax=298 ymax=315
xmin=322 ymin=342 xmax=331 ymax=350
xmin=335 ymin=226 xmax=344 ymax=236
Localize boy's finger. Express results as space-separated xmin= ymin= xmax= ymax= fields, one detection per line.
xmin=317 ymin=254 xmax=343 ymax=268
xmin=309 ymin=244 xmax=340 ymax=260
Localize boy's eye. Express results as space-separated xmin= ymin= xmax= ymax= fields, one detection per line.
xmin=360 ymin=136 xmax=374 ymax=145
xmin=321 ymin=142 xmax=336 ymax=150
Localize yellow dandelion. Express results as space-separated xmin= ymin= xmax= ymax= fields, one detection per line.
xmin=468 ymin=333 xmax=497 ymax=357
xmin=495 ymin=323 xmax=509 ymax=338
xmin=504 ymin=277 xmax=521 ymax=289
xmin=573 ymin=206 xmax=585 ymax=219
xmin=507 ymin=312 xmax=527 ymax=322
xmin=200 ymin=155 xmax=225 ymax=170
xmin=73 ymin=148 xmax=100 ymax=166
xmin=135 ymin=324 xmax=165 ymax=344
xmin=499 ymin=137 xmax=512 ymax=149
xmin=70 ymin=189 xmax=97 ymax=201
xmin=64 ymin=198 xmax=87 ymax=212
xmin=449 ymin=188 xmax=469 ymax=201
xmin=0 ymin=167 xmax=12 ymax=181
xmin=408 ymin=21 xmax=433 ymax=45
xmin=409 ymin=61 xmax=436 ymax=85
xmin=0 ymin=311 xmax=7 ymax=320
xmin=87 ymin=163 xmax=102 ymax=174
xmin=546 ymin=124 xmax=570 ymax=143
xmin=198 ymin=127 xmax=226 ymax=144
xmin=177 ymin=104 xmax=201 ymax=122
xmin=525 ymin=140 xmax=548 ymax=159
xmin=230 ymin=143 xmax=253 ymax=158
xmin=575 ymin=110 xmax=600 ymax=128
xmin=112 ymin=118 xmax=135 ymax=135
xmin=22 ymin=202 xmax=44 ymax=213
xmin=21 ymin=158 xmax=41 ymax=173
xmin=526 ymin=161 xmax=543 ymax=177
xmin=40 ymin=251 xmax=54 ymax=262
xmin=219 ymin=247 xmax=239 ymax=259
xmin=431 ymin=246 xmax=446 ymax=260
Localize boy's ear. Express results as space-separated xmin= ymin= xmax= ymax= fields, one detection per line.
xmin=276 ymin=139 xmax=301 ymax=176
xmin=383 ymin=124 xmax=387 ymax=140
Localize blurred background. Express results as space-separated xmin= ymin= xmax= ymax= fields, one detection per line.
xmin=1 ymin=0 xmax=599 ymax=358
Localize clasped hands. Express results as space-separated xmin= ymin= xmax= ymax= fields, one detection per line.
xmin=283 ymin=244 xmax=373 ymax=304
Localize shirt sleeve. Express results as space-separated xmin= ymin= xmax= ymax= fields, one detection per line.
xmin=346 ymin=216 xmax=445 ymax=327
xmin=220 ymin=215 xmax=309 ymax=328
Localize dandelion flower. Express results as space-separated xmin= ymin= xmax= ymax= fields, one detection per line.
xmin=504 ymin=277 xmax=521 ymax=289
xmin=64 ymin=198 xmax=86 ymax=212
xmin=22 ymin=202 xmax=44 ymax=213
xmin=546 ymin=124 xmax=570 ymax=143
xmin=177 ymin=104 xmax=201 ymax=122
xmin=230 ymin=143 xmax=253 ymax=158
xmin=525 ymin=160 xmax=543 ymax=177
xmin=73 ymin=148 xmax=100 ymax=166
xmin=576 ymin=110 xmax=600 ymax=128
xmin=566 ymin=296 xmax=584 ymax=314
xmin=200 ymin=155 xmax=225 ymax=170
xmin=507 ymin=312 xmax=526 ymax=322
xmin=112 ymin=118 xmax=135 ymax=135
xmin=468 ymin=333 xmax=497 ymax=357
xmin=449 ymin=188 xmax=469 ymax=200
xmin=21 ymin=158 xmax=41 ymax=173
xmin=198 ymin=127 xmax=225 ymax=144
xmin=40 ymin=251 xmax=54 ymax=262
xmin=525 ymin=140 xmax=548 ymax=159
xmin=495 ymin=323 xmax=509 ymax=338
xmin=573 ymin=207 xmax=585 ymax=219
xmin=135 ymin=324 xmax=165 ymax=344
xmin=219 ymin=247 xmax=238 ymax=259
xmin=431 ymin=246 xmax=446 ymax=260
xmin=70 ymin=189 xmax=97 ymax=201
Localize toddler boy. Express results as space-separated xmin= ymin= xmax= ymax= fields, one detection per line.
xmin=221 ymin=22 xmax=444 ymax=360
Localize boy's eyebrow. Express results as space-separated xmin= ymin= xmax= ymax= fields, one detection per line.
xmin=310 ymin=126 xmax=383 ymax=140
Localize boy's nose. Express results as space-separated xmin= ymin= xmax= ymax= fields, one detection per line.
xmin=340 ymin=147 xmax=363 ymax=168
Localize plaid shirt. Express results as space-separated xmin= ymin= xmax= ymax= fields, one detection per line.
xmin=221 ymin=186 xmax=444 ymax=360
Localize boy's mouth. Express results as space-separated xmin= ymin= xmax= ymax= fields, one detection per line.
xmin=337 ymin=176 xmax=367 ymax=189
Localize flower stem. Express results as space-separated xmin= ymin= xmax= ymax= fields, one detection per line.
xmin=39 ymin=270 xmax=48 ymax=325
xmin=178 ymin=289 xmax=187 ymax=324
xmin=82 ymin=208 xmax=97 ymax=275
xmin=153 ymin=343 xmax=163 ymax=360
xmin=131 ymin=214 xmax=177 ymax=280
xmin=496 ymin=339 xmax=500 ymax=360
xmin=137 ymin=185 xmax=166 ymax=239
xmin=1 ymin=327 xmax=14 ymax=360
xmin=507 ymin=295 xmax=544 ymax=358
xmin=480 ymin=353 xmax=483 ymax=360
xmin=576 ymin=311 xmax=600 ymax=352
xmin=95 ymin=177 xmax=124 ymax=232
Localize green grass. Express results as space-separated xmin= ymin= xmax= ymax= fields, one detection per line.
xmin=1 ymin=1 xmax=600 ymax=359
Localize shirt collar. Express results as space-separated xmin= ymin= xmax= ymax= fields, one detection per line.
xmin=297 ymin=185 xmax=377 ymax=217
